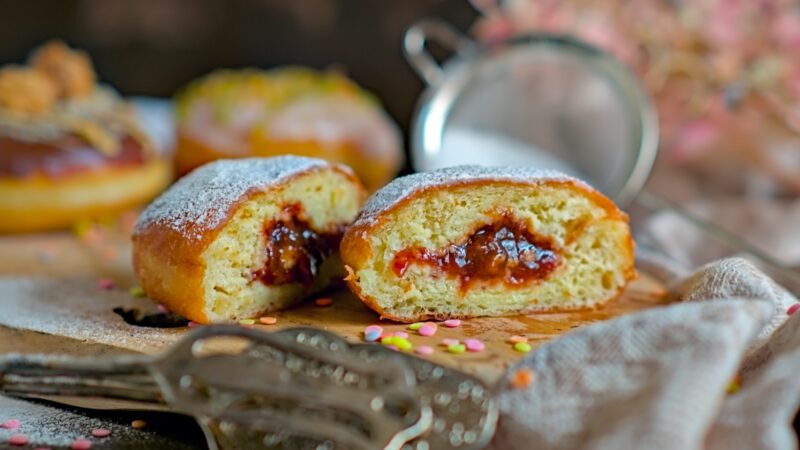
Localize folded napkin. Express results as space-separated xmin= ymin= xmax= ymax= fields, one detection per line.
xmin=490 ymin=257 xmax=800 ymax=450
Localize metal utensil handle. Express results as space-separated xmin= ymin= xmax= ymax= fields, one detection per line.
xmin=0 ymin=353 xmax=162 ymax=404
xmin=637 ymin=190 xmax=800 ymax=290
xmin=403 ymin=19 xmax=477 ymax=86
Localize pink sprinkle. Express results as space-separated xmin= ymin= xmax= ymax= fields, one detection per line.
xmin=9 ymin=434 xmax=28 ymax=446
xmin=156 ymin=304 xmax=170 ymax=314
xmin=71 ymin=439 xmax=92 ymax=449
xmin=385 ymin=345 xmax=399 ymax=351
xmin=441 ymin=338 xmax=459 ymax=347
xmin=96 ymin=278 xmax=115 ymax=291
xmin=418 ymin=324 xmax=437 ymax=336
xmin=91 ymin=428 xmax=112 ymax=438
xmin=464 ymin=338 xmax=485 ymax=352
xmin=415 ymin=345 xmax=435 ymax=356
xmin=2 ymin=419 xmax=21 ymax=429
xmin=443 ymin=319 xmax=461 ymax=328
xmin=393 ymin=331 xmax=409 ymax=339
xmin=788 ymin=304 xmax=800 ymax=316
xmin=187 ymin=321 xmax=200 ymax=328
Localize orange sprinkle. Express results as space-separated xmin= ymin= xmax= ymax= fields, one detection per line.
xmin=131 ymin=420 xmax=147 ymax=429
xmin=510 ymin=368 xmax=535 ymax=389
xmin=315 ymin=297 xmax=333 ymax=307
xmin=259 ymin=316 xmax=277 ymax=325
xmin=509 ymin=335 xmax=528 ymax=344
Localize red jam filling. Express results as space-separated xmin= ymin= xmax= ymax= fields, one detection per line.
xmin=391 ymin=213 xmax=558 ymax=292
xmin=252 ymin=204 xmax=345 ymax=287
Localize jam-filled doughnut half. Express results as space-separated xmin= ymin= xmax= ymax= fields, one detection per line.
xmin=340 ymin=166 xmax=636 ymax=322
xmin=133 ymin=156 xmax=366 ymax=323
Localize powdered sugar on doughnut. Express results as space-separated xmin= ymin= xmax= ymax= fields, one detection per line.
xmin=135 ymin=156 xmax=340 ymax=240
xmin=354 ymin=165 xmax=589 ymax=228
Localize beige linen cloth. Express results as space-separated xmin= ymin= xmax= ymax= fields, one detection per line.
xmin=490 ymin=257 xmax=800 ymax=450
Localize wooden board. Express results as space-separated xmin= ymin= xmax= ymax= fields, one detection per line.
xmin=0 ymin=225 xmax=668 ymax=384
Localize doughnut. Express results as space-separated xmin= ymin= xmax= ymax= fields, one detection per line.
xmin=174 ymin=68 xmax=403 ymax=191
xmin=132 ymin=156 xmax=366 ymax=323
xmin=0 ymin=41 xmax=171 ymax=233
xmin=340 ymin=166 xmax=636 ymax=322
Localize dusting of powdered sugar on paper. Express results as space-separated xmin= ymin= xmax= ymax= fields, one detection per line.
xmin=0 ymin=396 xmax=201 ymax=449
xmin=134 ymin=156 xmax=344 ymax=240
xmin=354 ymin=165 xmax=590 ymax=228
xmin=0 ymin=277 xmax=182 ymax=353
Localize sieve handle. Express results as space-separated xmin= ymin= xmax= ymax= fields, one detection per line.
xmin=403 ymin=19 xmax=477 ymax=87
xmin=637 ymin=190 xmax=800 ymax=292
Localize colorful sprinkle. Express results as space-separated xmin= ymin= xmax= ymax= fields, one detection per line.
xmin=239 ymin=319 xmax=256 ymax=325
xmin=447 ymin=344 xmax=466 ymax=354
xmin=464 ymin=338 xmax=485 ymax=352
xmin=131 ymin=420 xmax=147 ymax=429
xmin=408 ymin=322 xmax=424 ymax=331
xmin=509 ymin=335 xmax=528 ymax=344
xmin=156 ymin=304 xmax=170 ymax=314
xmin=363 ymin=325 xmax=383 ymax=342
xmin=510 ymin=368 xmax=535 ymax=389
xmin=418 ymin=324 xmax=437 ymax=336
xmin=259 ymin=316 xmax=277 ymax=325
xmin=91 ymin=428 xmax=112 ymax=438
xmin=96 ymin=278 xmax=115 ymax=291
xmin=315 ymin=297 xmax=333 ymax=307
xmin=380 ymin=336 xmax=413 ymax=351
xmin=727 ymin=374 xmax=742 ymax=394
xmin=9 ymin=434 xmax=28 ymax=446
xmin=393 ymin=331 xmax=409 ymax=339
xmin=1 ymin=419 xmax=21 ymax=429
xmin=441 ymin=338 xmax=459 ymax=347
xmin=415 ymin=345 xmax=435 ymax=356
xmin=514 ymin=342 xmax=532 ymax=353
xmin=787 ymin=303 xmax=800 ymax=316
xmin=443 ymin=319 xmax=461 ymax=328
xmin=128 ymin=286 xmax=145 ymax=297
xmin=394 ymin=338 xmax=413 ymax=352
xmin=71 ymin=439 xmax=92 ymax=449
xmin=187 ymin=321 xmax=200 ymax=328
xmin=385 ymin=345 xmax=399 ymax=351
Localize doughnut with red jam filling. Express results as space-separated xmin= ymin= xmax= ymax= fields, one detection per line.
xmin=133 ymin=156 xmax=365 ymax=323
xmin=340 ymin=165 xmax=636 ymax=322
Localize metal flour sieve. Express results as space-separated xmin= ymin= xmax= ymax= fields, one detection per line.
xmin=403 ymin=19 xmax=800 ymax=291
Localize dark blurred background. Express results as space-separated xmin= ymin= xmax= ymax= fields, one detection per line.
xmin=0 ymin=0 xmax=478 ymax=137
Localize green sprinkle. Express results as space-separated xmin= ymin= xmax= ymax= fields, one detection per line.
xmin=407 ymin=322 xmax=424 ymax=331
xmin=129 ymin=286 xmax=145 ymax=297
xmin=514 ymin=342 xmax=532 ymax=353
xmin=447 ymin=344 xmax=466 ymax=354
xmin=393 ymin=337 xmax=413 ymax=351
xmin=239 ymin=319 xmax=256 ymax=325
